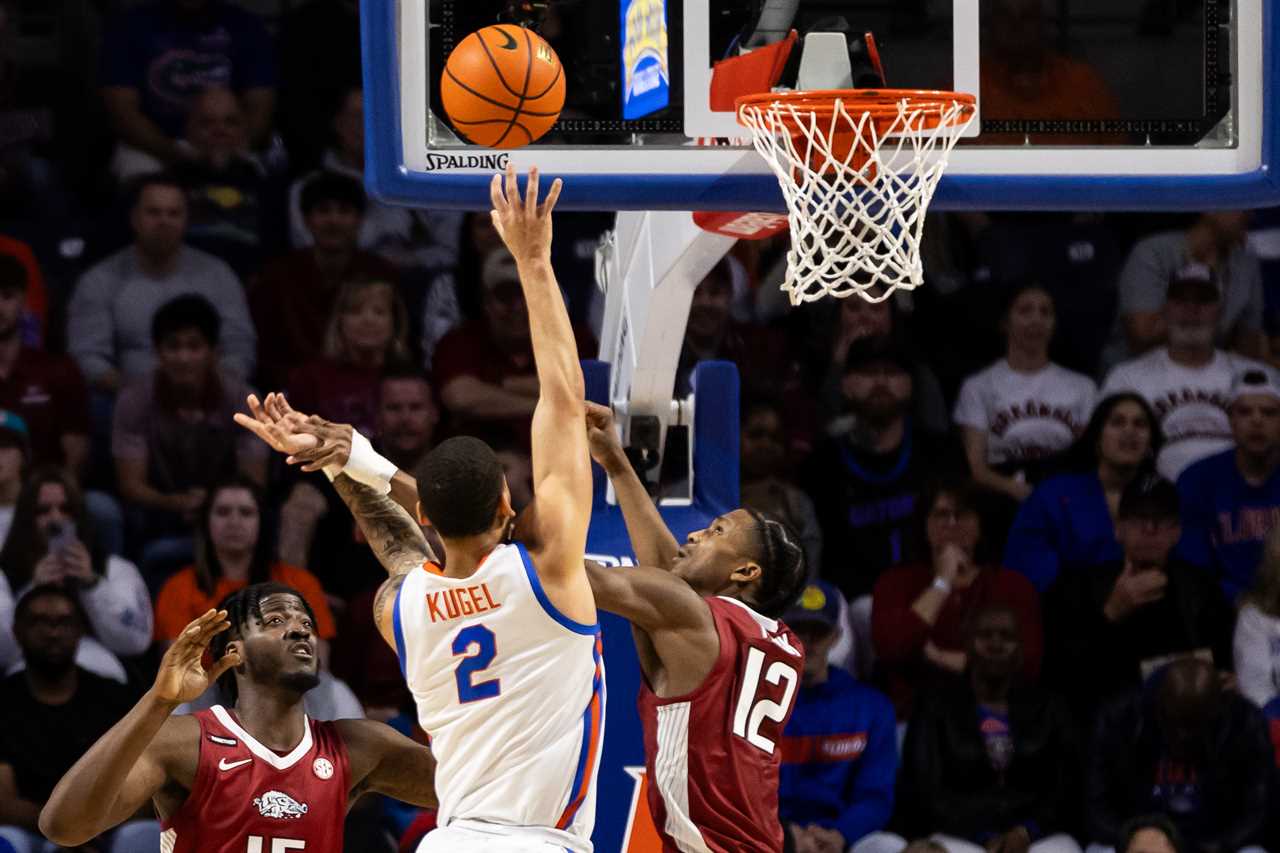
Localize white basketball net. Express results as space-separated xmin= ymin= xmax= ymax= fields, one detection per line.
xmin=738 ymin=94 xmax=975 ymax=305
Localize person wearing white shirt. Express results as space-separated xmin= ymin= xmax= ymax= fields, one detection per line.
xmin=1234 ymin=525 xmax=1280 ymax=707
xmin=955 ymin=285 xmax=1096 ymax=503
xmin=1101 ymin=267 xmax=1275 ymax=481
xmin=0 ymin=468 xmax=152 ymax=681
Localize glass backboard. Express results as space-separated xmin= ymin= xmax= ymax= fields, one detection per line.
xmin=362 ymin=0 xmax=1280 ymax=210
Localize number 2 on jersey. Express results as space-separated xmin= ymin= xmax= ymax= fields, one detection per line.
xmin=731 ymin=646 xmax=799 ymax=754
xmin=453 ymin=624 xmax=501 ymax=702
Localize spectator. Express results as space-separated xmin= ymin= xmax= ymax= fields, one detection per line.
xmin=251 ymin=171 xmax=399 ymax=389
xmin=100 ymin=0 xmax=276 ymax=179
xmin=0 ymin=412 xmax=23 ymax=546
xmin=1086 ymin=658 xmax=1271 ymax=853
xmin=1044 ymin=476 xmax=1234 ymax=726
xmin=1101 ymin=267 xmax=1273 ymax=481
xmin=0 ymin=467 xmax=153 ymax=680
xmin=1234 ymin=524 xmax=1280 ymax=707
xmin=376 ymin=366 xmax=439 ymax=474
xmin=68 ymin=173 xmax=256 ymax=391
xmin=892 ymin=605 xmax=1081 ymax=853
xmin=954 ymin=285 xmax=1096 ymax=503
xmin=810 ymin=288 xmax=949 ymax=435
xmin=172 ymin=87 xmax=279 ymax=277
xmin=674 ymin=258 xmax=792 ymax=400
xmin=331 ymin=581 xmax=413 ymax=721
xmin=778 ymin=580 xmax=897 ymax=853
xmin=434 ymin=249 xmax=594 ymax=449
xmin=804 ymin=335 xmax=961 ymax=600
xmin=287 ymin=87 xmax=461 ymax=272
xmin=741 ymin=396 xmax=823 ymax=575
xmin=0 ymin=585 xmax=133 ymax=853
xmin=0 ymin=253 xmax=88 ymax=474
xmin=871 ymin=478 xmax=1042 ymax=719
xmin=1177 ymin=368 xmax=1280 ymax=601
xmin=1005 ymin=393 xmax=1162 ymax=593
xmin=153 ymin=477 xmax=336 ymax=654
xmin=0 ymin=237 xmax=49 ymax=349
xmin=112 ymin=295 xmax=266 ymax=579
xmin=288 ymin=279 xmax=412 ymax=438
xmin=1104 ymin=214 xmax=1266 ymax=369
xmin=1265 ymin=696 xmax=1280 ymax=768
xmin=1117 ymin=816 xmax=1187 ymax=853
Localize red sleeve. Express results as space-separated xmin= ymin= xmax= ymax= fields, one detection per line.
xmin=871 ymin=566 xmax=934 ymax=665
xmin=433 ymin=326 xmax=484 ymax=388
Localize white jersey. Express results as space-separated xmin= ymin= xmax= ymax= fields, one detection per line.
xmin=393 ymin=541 xmax=603 ymax=851
xmin=1101 ymin=348 xmax=1274 ymax=480
xmin=953 ymin=359 xmax=1096 ymax=466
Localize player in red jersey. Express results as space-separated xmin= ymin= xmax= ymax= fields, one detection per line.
xmin=581 ymin=402 xmax=808 ymax=853
xmin=38 ymin=582 xmax=438 ymax=852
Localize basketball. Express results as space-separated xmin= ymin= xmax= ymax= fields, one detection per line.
xmin=440 ymin=25 xmax=565 ymax=150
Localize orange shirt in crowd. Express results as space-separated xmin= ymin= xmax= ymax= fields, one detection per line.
xmin=154 ymin=562 xmax=337 ymax=641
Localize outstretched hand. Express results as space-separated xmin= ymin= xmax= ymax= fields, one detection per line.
xmin=234 ymin=393 xmax=356 ymax=472
xmin=154 ymin=610 xmax=240 ymax=705
xmin=489 ymin=164 xmax=562 ymax=264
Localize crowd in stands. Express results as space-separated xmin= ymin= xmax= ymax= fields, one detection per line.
xmin=4 ymin=2 xmax=1280 ymax=853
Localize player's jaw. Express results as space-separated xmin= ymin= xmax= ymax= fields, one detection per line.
xmin=671 ymin=510 xmax=763 ymax=600
xmin=239 ymin=595 xmax=321 ymax=694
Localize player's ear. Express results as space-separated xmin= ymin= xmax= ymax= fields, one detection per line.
xmin=729 ymin=560 xmax=762 ymax=585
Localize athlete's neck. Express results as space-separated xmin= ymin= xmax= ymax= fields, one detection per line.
xmin=440 ymin=531 xmax=505 ymax=579
xmin=233 ymin=688 xmax=309 ymax=752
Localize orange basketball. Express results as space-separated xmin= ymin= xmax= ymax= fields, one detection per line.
xmin=440 ymin=25 xmax=566 ymax=149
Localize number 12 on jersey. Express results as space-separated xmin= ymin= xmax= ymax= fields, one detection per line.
xmin=731 ymin=646 xmax=799 ymax=755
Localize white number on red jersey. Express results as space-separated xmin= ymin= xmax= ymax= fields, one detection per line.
xmin=246 ymin=838 xmax=305 ymax=852
xmin=731 ymin=646 xmax=799 ymax=755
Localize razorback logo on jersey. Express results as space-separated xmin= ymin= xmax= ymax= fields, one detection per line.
xmin=253 ymin=791 xmax=309 ymax=820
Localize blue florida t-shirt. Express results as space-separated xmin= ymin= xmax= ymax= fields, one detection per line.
xmin=101 ymin=1 xmax=276 ymax=138
xmin=1176 ymin=448 xmax=1280 ymax=602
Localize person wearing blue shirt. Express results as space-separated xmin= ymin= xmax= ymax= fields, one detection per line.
xmin=100 ymin=0 xmax=277 ymax=178
xmin=778 ymin=581 xmax=897 ymax=853
xmin=1177 ymin=368 xmax=1280 ymax=603
xmin=1005 ymin=393 xmax=1162 ymax=592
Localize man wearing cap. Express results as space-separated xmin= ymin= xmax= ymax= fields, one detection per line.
xmin=1043 ymin=476 xmax=1234 ymax=726
xmin=1176 ymin=368 xmax=1280 ymax=601
xmin=1101 ymin=267 xmax=1276 ymax=480
xmin=1104 ymin=212 xmax=1267 ymax=370
xmin=0 ymin=253 xmax=89 ymax=475
xmin=433 ymin=248 xmax=594 ymax=449
xmin=777 ymin=580 xmax=897 ymax=853
xmin=803 ymin=335 xmax=963 ymax=673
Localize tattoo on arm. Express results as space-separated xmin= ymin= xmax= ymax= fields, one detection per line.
xmin=332 ymin=474 xmax=436 ymax=576
xmin=373 ymin=573 xmax=408 ymax=631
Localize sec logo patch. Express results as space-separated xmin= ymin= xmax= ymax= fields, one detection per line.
xmin=313 ymin=757 xmax=334 ymax=780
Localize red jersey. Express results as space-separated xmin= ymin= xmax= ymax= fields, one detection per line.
xmin=160 ymin=705 xmax=351 ymax=853
xmin=638 ymin=596 xmax=805 ymax=853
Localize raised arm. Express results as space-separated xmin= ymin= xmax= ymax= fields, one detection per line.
xmin=491 ymin=166 xmax=594 ymax=624
xmin=40 ymin=610 xmax=238 ymax=845
xmin=338 ymin=718 xmax=438 ymax=808
xmin=585 ymin=401 xmax=680 ymax=569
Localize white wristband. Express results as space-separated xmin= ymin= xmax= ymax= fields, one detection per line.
xmin=931 ymin=576 xmax=952 ymax=594
xmin=341 ymin=429 xmax=397 ymax=494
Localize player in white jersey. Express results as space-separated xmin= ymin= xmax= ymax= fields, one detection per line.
xmin=238 ymin=166 xmax=601 ymax=852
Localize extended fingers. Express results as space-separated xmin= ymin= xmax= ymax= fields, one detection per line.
xmin=504 ymin=162 xmax=520 ymax=209
xmin=539 ymin=177 xmax=563 ymax=216
xmin=489 ymin=171 xmax=506 ymax=213
xmin=525 ymin=166 xmax=539 ymax=215
xmin=208 ymin=648 xmax=243 ymax=681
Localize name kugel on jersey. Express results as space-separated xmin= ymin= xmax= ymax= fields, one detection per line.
xmin=425 ymin=583 xmax=502 ymax=623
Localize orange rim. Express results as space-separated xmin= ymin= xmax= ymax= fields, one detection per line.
xmin=736 ymin=88 xmax=976 ymax=133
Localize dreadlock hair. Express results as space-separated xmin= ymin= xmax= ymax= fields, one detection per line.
xmin=414 ymin=436 xmax=506 ymax=538
xmin=208 ymin=582 xmax=318 ymax=705
xmin=744 ymin=508 xmax=808 ymax=618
